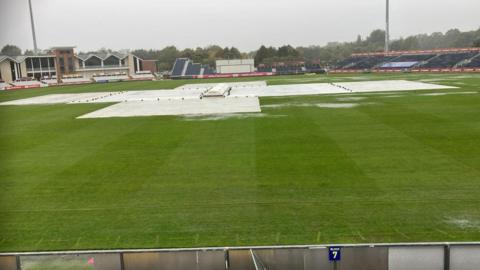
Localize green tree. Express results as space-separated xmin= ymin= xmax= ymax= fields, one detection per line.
xmin=158 ymin=46 xmax=180 ymax=69
xmin=278 ymin=45 xmax=299 ymax=58
xmin=24 ymin=49 xmax=35 ymax=56
xmin=1 ymin=44 xmax=22 ymax=56
xmin=473 ymin=38 xmax=480 ymax=47
xmin=365 ymin=30 xmax=386 ymax=51
xmin=206 ymin=45 xmax=223 ymax=61
xmin=254 ymin=45 xmax=268 ymax=65
xmin=180 ymin=48 xmax=195 ymax=59
xmin=193 ymin=47 xmax=209 ymax=64
xmin=254 ymin=46 xmax=279 ymax=65
xmin=223 ymin=47 xmax=242 ymax=59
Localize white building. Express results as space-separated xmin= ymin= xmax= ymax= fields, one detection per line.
xmin=216 ymin=59 xmax=255 ymax=74
xmin=0 ymin=47 xmax=152 ymax=85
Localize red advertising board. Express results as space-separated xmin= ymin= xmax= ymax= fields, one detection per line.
xmin=5 ymin=84 xmax=42 ymax=90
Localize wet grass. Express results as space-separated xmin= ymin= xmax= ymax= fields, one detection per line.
xmin=1 ymin=73 xmax=480 ymax=251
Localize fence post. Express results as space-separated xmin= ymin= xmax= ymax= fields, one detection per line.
xmin=120 ymin=252 xmax=125 ymax=270
xmin=224 ymin=249 xmax=230 ymax=270
xmin=444 ymin=245 xmax=450 ymax=270
xmin=15 ymin=255 xmax=21 ymax=270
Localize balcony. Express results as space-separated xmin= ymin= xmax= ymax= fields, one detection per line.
xmin=76 ymin=65 xmax=129 ymax=71
xmin=27 ymin=67 xmax=56 ymax=73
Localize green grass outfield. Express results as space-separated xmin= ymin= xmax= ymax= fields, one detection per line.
xmin=1 ymin=73 xmax=480 ymax=252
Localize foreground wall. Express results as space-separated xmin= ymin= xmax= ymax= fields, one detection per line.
xmin=1 ymin=243 xmax=479 ymax=270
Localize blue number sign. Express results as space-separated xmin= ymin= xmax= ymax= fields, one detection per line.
xmin=328 ymin=247 xmax=341 ymax=261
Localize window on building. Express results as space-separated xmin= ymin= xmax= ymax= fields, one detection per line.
xmin=26 ymin=58 xmax=33 ymax=69
xmin=33 ymin=58 xmax=41 ymax=69
xmin=10 ymin=61 xmax=17 ymax=81
xmin=41 ymin=58 xmax=49 ymax=69
xmin=133 ymin=57 xmax=143 ymax=71
xmin=85 ymin=56 xmax=101 ymax=67
xmin=68 ymin=57 xmax=74 ymax=72
xmin=59 ymin=58 xmax=65 ymax=73
xmin=49 ymin=57 xmax=55 ymax=68
xmin=104 ymin=56 xmax=119 ymax=66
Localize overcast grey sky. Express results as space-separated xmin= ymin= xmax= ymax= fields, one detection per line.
xmin=0 ymin=0 xmax=479 ymax=52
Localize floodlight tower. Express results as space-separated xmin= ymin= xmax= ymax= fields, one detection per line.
xmin=28 ymin=0 xmax=39 ymax=54
xmin=385 ymin=0 xmax=390 ymax=52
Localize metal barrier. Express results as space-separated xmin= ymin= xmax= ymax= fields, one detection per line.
xmin=1 ymin=242 xmax=480 ymax=270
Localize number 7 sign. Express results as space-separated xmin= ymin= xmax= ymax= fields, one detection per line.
xmin=328 ymin=247 xmax=341 ymax=261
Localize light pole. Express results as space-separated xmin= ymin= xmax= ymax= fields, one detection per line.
xmin=28 ymin=0 xmax=38 ymax=54
xmin=385 ymin=0 xmax=390 ymax=53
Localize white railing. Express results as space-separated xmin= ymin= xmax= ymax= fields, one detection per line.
xmin=26 ymin=67 xmax=56 ymax=73
xmin=76 ymin=65 xmax=128 ymax=71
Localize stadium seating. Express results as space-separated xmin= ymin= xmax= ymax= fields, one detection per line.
xmin=171 ymin=58 xmax=188 ymax=77
xmin=336 ymin=52 xmax=480 ymax=70
xmin=305 ymin=63 xmax=324 ymax=73
xmin=171 ymin=58 xmax=215 ymax=78
xmin=274 ymin=65 xmax=304 ymax=75
xmin=348 ymin=56 xmax=396 ymax=69
xmin=202 ymin=66 xmax=215 ymax=75
xmin=462 ymin=54 xmax=480 ymax=68
xmin=390 ymin=54 xmax=436 ymax=62
xmin=185 ymin=63 xmax=202 ymax=76
xmin=379 ymin=54 xmax=437 ymax=69
xmin=419 ymin=52 xmax=478 ymax=68
xmin=336 ymin=56 xmax=369 ymax=69
xmin=257 ymin=63 xmax=324 ymax=74
xmin=332 ymin=48 xmax=480 ymax=72
xmin=379 ymin=61 xmax=419 ymax=69
xmin=257 ymin=66 xmax=273 ymax=72
xmin=174 ymin=58 xmax=321 ymax=77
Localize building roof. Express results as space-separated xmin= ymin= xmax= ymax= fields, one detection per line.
xmin=51 ymin=46 xmax=76 ymax=49
xmin=0 ymin=55 xmax=26 ymax=63
xmin=76 ymin=52 xmax=128 ymax=61
xmin=0 ymin=54 xmax=56 ymax=63
xmin=1 ymin=50 xmax=136 ymax=64
xmin=0 ymin=55 xmax=13 ymax=63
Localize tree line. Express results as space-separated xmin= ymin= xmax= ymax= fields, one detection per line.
xmin=2 ymin=27 xmax=479 ymax=70
xmin=131 ymin=46 xmax=248 ymax=71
